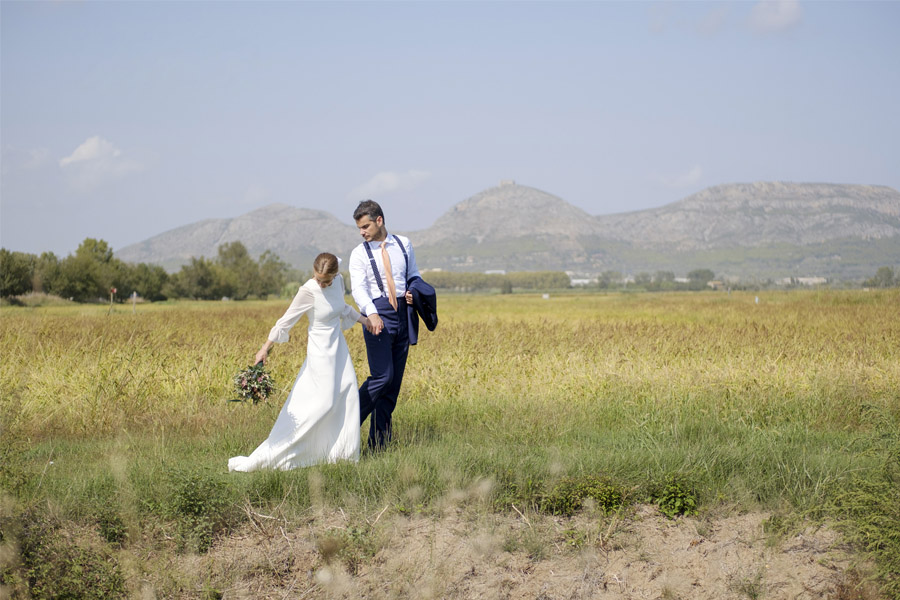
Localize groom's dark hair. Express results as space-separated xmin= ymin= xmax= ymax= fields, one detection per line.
xmin=353 ymin=200 xmax=384 ymax=223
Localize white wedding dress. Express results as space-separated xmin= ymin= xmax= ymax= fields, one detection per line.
xmin=228 ymin=275 xmax=361 ymax=471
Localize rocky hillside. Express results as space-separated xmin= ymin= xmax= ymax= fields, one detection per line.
xmin=593 ymin=182 xmax=900 ymax=251
xmin=416 ymin=183 xmax=598 ymax=244
xmin=412 ymin=181 xmax=900 ymax=277
xmin=411 ymin=183 xmax=601 ymax=272
xmin=117 ymin=182 xmax=900 ymax=280
xmin=117 ymin=204 xmax=360 ymax=272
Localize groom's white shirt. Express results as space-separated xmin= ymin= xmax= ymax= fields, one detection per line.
xmin=349 ymin=232 xmax=419 ymax=316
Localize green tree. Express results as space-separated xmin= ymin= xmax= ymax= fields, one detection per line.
xmin=507 ymin=271 xmax=570 ymax=290
xmin=634 ymin=272 xmax=652 ymax=287
xmin=598 ymin=271 xmax=622 ymax=289
xmin=864 ymin=266 xmax=895 ymax=288
xmin=162 ymin=243 xmax=288 ymax=300
xmin=167 ymin=257 xmax=228 ymax=300
xmin=33 ymin=252 xmax=61 ymax=294
xmin=217 ymin=242 xmax=257 ymax=300
xmin=2 ymin=239 xmax=176 ymax=303
xmin=120 ymin=262 xmax=170 ymax=301
xmin=687 ymin=268 xmax=715 ymax=290
xmin=280 ymin=281 xmax=302 ymax=298
xmin=256 ymin=250 xmax=287 ymax=299
xmin=55 ymin=254 xmax=103 ymax=301
xmin=0 ymin=249 xmax=34 ymax=297
xmin=75 ymin=238 xmax=114 ymax=264
xmin=54 ymin=239 xmax=123 ymax=301
xmin=654 ymin=271 xmax=675 ymax=283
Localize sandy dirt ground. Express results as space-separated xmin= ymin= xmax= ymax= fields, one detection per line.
xmin=154 ymin=504 xmax=863 ymax=599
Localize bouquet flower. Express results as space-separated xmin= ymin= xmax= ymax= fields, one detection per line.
xmin=233 ymin=362 xmax=275 ymax=404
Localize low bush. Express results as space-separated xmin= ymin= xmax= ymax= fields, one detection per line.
xmin=4 ymin=508 xmax=127 ymax=599
xmin=828 ymin=472 xmax=900 ymax=598
xmin=169 ymin=469 xmax=240 ymax=553
xmin=648 ymin=475 xmax=698 ymax=519
xmin=540 ymin=475 xmax=624 ymax=517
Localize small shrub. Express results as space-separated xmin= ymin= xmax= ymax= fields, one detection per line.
xmin=650 ymin=475 xmax=698 ymax=519
xmin=97 ymin=508 xmax=128 ymax=547
xmin=317 ymin=524 xmax=380 ymax=576
xmin=0 ymin=440 xmax=28 ymax=493
xmin=491 ymin=468 xmax=545 ymax=512
xmin=169 ymin=469 xmax=237 ymax=553
xmin=15 ymin=509 xmax=127 ymax=599
xmin=832 ymin=569 xmax=883 ymax=600
xmin=540 ymin=475 xmax=624 ymax=517
xmin=562 ymin=526 xmax=590 ymax=549
xmin=829 ymin=474 xmax=900 ymax=599
xmin=0 ymin=507 xmax=26 ymax=596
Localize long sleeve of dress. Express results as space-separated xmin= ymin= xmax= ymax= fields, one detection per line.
xmin=267 ymin=285 xmax=315 ymax=343
xmin=337 ymin=275 xmax=362 ymax=330
xmin=340 ymin=302 xmax=361 ymax=331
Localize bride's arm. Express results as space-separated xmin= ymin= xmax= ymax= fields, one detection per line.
xmin=256 ymin=285 xmax=315 ymax=363
xmin=340 ymin=299 xmax=365 ymax=331
xmin=341 ymin=307 xmax=369 ymax=331
xmin=337 ymin=274 xmax=367 ymax=330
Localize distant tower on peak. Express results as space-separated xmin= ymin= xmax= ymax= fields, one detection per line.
xmin=499 ymin=179 xmax=516 ymax=187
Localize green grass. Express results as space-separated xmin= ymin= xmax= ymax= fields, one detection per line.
xmin=1 ymin=289 xmax=899 ymax=597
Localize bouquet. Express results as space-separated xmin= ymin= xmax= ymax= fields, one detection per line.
xmin=233 ymin=362 xmax=275 ymax=404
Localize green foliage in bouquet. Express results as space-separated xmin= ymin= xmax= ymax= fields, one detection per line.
xmin=233 ymin=362 xmax=275 ymax=404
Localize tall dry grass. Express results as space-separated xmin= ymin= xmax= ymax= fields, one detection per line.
xmin=3 ymin=290 xmax=897 ymax=441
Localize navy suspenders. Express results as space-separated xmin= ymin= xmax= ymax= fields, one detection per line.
xmin=363 ymin=235 xmax=408 ymax=300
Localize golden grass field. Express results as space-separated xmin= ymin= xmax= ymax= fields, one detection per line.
xmin=1 ymin=289 xmax=898 ymax=598
xmin=3 ymin=290 xmax=898 ymax=439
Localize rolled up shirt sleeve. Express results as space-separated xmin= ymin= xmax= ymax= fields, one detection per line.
xmin=267 ymin=285 xmax=314 ymax=343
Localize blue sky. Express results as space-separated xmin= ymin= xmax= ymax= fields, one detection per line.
xmin=2 ymin=1 xmax=898 ymax=256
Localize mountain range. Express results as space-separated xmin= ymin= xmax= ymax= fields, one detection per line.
xmin=117 ymin=181 xmax=900 ymax=280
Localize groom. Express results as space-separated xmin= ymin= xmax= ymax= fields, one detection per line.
xmin=349 ymin=200 xmax=419 ymax=450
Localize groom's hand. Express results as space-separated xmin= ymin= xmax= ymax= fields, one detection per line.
xmin=367 ymin=313 xmax=384 ymax=335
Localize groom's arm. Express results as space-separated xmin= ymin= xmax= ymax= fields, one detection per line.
xmin=404 ymin=239 xmax=421 ymax=281
xmin=349 ymin=246 xmax=376 ymax=316
xmin=349 ymin=246 xmax=384 ymax=335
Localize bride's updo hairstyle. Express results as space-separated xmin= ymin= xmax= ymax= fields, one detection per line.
xmin=313 ymin=252 xmax=340 ymax=277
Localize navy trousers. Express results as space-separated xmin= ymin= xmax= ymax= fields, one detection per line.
xmin=359 ymin=296 xmax=409 ymax=450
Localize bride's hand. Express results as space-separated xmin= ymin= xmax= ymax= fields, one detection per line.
xmin=254 ymin=348 xmax=268 ymax=366
xmin=366 ymin=314 xmax=384 ymax=335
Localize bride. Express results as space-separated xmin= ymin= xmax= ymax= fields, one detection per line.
xmin=228 ymin=252 xmax=370 ymax=472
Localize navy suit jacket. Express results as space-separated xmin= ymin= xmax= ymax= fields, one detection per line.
xmin=406 ymin=276 xmax=438 ymax=345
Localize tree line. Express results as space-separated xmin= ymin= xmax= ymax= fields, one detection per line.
xmin=424 ymin=269 xmax=718 ymax=293
xmin=600 ymin=269 xmax=717 ymax=291
xmin=0 ymin=239 xmax=293 ymax=302
xmin=3 ymin=239 xmax=895 ymax=302
xmin=863 ymin=266 xmax=898 ymax=288
xmin=426 ymin=270 xmax=571 ymax=292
